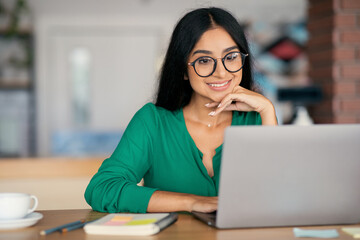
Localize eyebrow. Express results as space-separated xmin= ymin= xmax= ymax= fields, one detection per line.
xmin=192 ymin=46 xmax=239 ymax=56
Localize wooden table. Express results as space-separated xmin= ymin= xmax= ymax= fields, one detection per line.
xmin=0 ymin=209 xmax=358 ymax=240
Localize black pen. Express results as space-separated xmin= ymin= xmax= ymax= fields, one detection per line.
xmin=60 ymin=220 xmax=96 ymax=233
xmin=40 ymin=219 xmax=86 ymax=235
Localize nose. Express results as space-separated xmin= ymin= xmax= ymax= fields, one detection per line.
xmin=212 ymin=59 xmax=227 ymax=78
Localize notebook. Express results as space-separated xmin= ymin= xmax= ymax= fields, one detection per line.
xmin=193 ymin=124 xmax=360 ymax=229
xmin=84 ymin=213 xmax=178 ymax=236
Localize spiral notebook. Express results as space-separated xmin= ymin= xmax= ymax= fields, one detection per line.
xmin=84 ymin=213 xmax=178 ymax=236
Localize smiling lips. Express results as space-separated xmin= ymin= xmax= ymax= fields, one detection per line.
xmin=206 ymin=79 xmax=232 ymax=91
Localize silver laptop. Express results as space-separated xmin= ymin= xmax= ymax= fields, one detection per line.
xmin=193 ymin=124 xmax=360 ymax=229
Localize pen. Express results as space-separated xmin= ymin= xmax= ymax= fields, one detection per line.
xmin=60 ymin=220 xmax=96 ymax=233
xmin=40 ymin=219 xmax=85 ymax=235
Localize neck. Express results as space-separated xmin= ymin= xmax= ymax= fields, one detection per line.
xmin=183 ymin=95 xmax=232 ymax=128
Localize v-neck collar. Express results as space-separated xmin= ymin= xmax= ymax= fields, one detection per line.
xmin=178 ymin=108 xmax=235 ymax=156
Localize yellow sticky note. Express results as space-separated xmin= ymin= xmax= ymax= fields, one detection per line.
xmin=125 ymin=218 xmax=157 ymax=226
xmin=112 ymin=216 xmax=133 ymax=222
xmin=342 ymin=228 xmax=360 ymax=238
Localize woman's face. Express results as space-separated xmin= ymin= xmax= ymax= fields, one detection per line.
xmin=187 ymin=27 xmax=243 ymax=103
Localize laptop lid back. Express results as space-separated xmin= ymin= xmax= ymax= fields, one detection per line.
xmin=217 ymin=124 xmax=360 ymax=229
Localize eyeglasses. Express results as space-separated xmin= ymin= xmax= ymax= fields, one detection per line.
xmin=187 ymin=51 xmax=248 ymax=78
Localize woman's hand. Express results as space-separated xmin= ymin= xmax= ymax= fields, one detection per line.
xmin=190 ymin=196 xmax=218 ymax=213
xmin=206 ymin=86 xmax=277 ymax=125
xmin=147 ymin=191 xmax=217 ymax=213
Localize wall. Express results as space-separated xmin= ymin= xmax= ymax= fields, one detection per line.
xmin=307 ymin=0 xmax=360 ymax=123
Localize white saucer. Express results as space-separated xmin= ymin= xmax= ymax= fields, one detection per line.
xmin=0 ymin=212 xmax=43 ymax=230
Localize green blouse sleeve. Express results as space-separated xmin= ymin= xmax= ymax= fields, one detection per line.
xmin=84 ymin=104 xmax=158 ymax=213
xmin=256 ymin=111 xmax=262 ymax=125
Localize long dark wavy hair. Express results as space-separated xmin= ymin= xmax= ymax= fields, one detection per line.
xmin=155 ymin=7 xmax=254 ymax=111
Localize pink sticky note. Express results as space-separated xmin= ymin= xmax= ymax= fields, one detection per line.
xmin=104 ymin=220 xmax=128 ymax=226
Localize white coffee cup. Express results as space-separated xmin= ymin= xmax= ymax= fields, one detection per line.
xmin=0 ymin=193 xmax=38 ymax=220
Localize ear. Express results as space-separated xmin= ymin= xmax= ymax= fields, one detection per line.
xmin=184 ymin=72 xmax=189 ymax=80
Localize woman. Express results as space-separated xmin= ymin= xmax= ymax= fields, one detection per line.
xmin=85 ymin=7 xmax=277 ymax=214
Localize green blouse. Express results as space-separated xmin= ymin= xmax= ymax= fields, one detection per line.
xmin=85 ymin=103 xmax=262 ymax=213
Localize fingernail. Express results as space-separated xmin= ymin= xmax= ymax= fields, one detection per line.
xmin=208 ymin=111 xmax=215 ymax=116
xmin=217 ymin=103 xmax=222 ymax=108
xmin=205 ymin=103 xmax=210 ymax=107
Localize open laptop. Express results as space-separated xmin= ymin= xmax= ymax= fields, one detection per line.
xmin=192 ymin=124 xmax=360 ymax=229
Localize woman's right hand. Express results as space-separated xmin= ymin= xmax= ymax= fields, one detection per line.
xmin=147 ymin=190 xmax=218 ymax=213
xmin=190 ymin=196 xmax=218 ymax=213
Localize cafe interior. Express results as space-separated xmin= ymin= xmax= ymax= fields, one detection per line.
xmin=0 ymin=0 xmax=359 ymax=211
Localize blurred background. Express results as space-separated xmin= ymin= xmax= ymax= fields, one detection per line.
xmin=0 ymin=0 xmax=359 ymax=158
xmin=0 ymin=0 xmax=359 ymax=210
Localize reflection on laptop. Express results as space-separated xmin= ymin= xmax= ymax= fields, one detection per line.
xmin=193 ymin=124 xmax=360 ymax=229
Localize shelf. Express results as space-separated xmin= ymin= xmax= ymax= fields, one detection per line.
xmin=0 ymin=21 xmax=35 ymax=157
xmin=0 ymin=28 xmax=32 ymax=36
xmin=0 ymin=81 xmax=31 ymax=90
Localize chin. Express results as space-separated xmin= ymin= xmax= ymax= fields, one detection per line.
xmin=209 ymin=94 xmax=228 ymax=103
xmin=210 ymin=88 xmax=234 ymax=102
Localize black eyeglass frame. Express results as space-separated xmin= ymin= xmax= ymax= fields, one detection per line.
xmin=187 ymin=51 xmax=249 ymax=78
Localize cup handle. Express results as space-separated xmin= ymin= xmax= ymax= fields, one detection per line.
xmin=27 ymin=195 xmax=38 ymax=214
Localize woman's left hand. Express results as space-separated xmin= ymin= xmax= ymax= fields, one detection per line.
xmin=206 ymin=86 xmax=278 ymax=125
